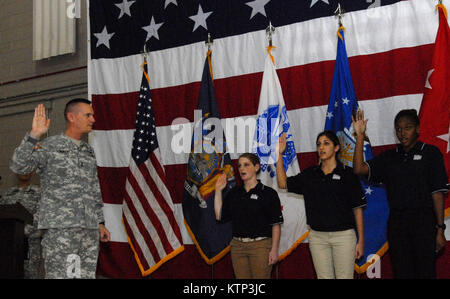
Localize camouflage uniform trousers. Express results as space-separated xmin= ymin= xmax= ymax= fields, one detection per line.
xmin=41 ymin=228 xmax=99 ymax=279
xmin=25 ymin=236 xmax=44 ymax=279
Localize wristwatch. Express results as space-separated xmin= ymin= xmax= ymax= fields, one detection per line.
xmin=436 ymin=223 xmax=446 ymax=230
xmin=27 ymin=134 xmax=39 ymax=145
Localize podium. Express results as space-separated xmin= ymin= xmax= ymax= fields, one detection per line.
xmin=0 ymin=203 xmax=33 ymax=279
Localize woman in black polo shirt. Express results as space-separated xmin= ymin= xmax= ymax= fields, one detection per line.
xmin=276 ymin=130 xmax=366 ymax=279
xmin=352 ymin=109 xmax=448 ymax=279
xmin=214 ymin=153 xmax=283 ymax=279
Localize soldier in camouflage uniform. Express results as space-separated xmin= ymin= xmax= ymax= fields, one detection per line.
xmin=1 ymin=172 xmax=43 ymax=279
xmin=10 ymin=99 xmax=110 ymax=279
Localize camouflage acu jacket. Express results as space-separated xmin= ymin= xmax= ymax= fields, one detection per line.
xmin=10 ymin=133 xmax=105 ymax=229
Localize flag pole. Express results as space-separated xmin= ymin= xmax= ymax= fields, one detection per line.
xmin=335 ymin=4 xmax=346 ymax=43
xmin=334 ymin=3 xmax=345 ymax=27
xmin=266 ymin=21 xmax=275 ymax=47
xmin=334 ymin=3 xmax=364 ymax=279
xmin=142 ymin=43 xmax=149 ymax=62
xmin=265 ymin=20 xmax=279 ymax=279
xmin=205 ymin=32 xmax=213 ymax=52
xmin=266 ymin=22 xmax=276 ymax=64
xmin=205 ymin=33 xmax=216 ymax=280
xmin=205 ymin=33 xmax=214 ymax=80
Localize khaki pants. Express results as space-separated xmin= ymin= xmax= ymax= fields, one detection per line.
xmin=308 ymin=229 xmax=356 ymax=279
xmin=230 ymin=238 xmax=273 ymax=279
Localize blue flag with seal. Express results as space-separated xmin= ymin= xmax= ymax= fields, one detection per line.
xmin=252 ymin=47 xmax=309 ymax=261
xmin=324 ymin=27 xmax=389 ymax=274
xmin=182 ymin=51 xmax=236 ymax=264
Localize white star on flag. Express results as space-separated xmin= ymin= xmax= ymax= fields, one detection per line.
xmin=189 ymin=5 xmax=213 ymax=32
xmin=164 ymin=0 xmax=177 ymax=9
xmin=310 ymin=0 xmax=329 ymax=8
xmin=246 ymin=0 xmax=271 ymax=19
xmin=142 ymin=17 xmax=164 ymax=41
xmin=368 ymin=0 xmax=381 ymax=9
xmin=93 ymin=26 xmax=115 ymax=49
xmin=425 ymin=68 xmax=434 ymax=89
xmin=115 ymin=0 xmax=135 ymax=19
xmin=326 ymin=111 xmax=334 ymax=119
xmin=342 ymin=98 xmax=350 ymax=105
xmin=365 ymin=186 xmax=373 ymax=195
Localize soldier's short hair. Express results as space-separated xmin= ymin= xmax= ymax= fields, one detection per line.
xmin=64 ymin=98 xmax=92 ymax=121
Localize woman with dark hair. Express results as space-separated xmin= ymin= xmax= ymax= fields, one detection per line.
xmin=214 ymin=153 xmax=283 ymax=279
xmin=352 ymin=109 xmax=448 ymax=279
xmin=276 ymin=130 xmax=366 ymax=279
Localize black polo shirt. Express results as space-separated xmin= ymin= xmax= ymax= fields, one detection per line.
xmin=286 ymin=163 xmax=366 ymax=232
xmin=221 ymin=182 xmax=283 ymax=239
xmin=366 ymin=141 xmax=449 ymax=210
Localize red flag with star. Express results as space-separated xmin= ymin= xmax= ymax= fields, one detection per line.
xmin=418 ymin=4 xmax=450 ymax=215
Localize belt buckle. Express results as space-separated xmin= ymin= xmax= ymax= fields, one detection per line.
xmin=235 ymin=237 xmax=265 ymax=243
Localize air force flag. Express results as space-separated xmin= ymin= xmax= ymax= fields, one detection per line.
xmin=325 ymin=28 xmax=390 ymax=273
xmin=253 ymin=48 xmax=309 ymax=260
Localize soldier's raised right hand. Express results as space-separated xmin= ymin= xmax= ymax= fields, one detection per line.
xmin=30 ymin=104 xmax=50 ymax=140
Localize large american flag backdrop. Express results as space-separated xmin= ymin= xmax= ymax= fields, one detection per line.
xmin=88 ymin=0 xmax=450 ymax=278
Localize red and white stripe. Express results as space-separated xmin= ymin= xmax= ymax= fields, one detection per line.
xmin=123 ymin=148 xmax=184 ymax=275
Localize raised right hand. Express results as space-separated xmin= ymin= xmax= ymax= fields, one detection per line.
xmin=276 ymin=133 xmax=287 ymax=156
xmin=352 ymin=109 xmax=368 ymax=137
xmin=215 ymin=173 xmax=227 ymax=192
xmin=30 ymin=104 xmax=50 ymax=139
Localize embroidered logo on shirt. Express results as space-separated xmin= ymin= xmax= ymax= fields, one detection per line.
xmin=413 ymin=155 xmax=422 ymax=161
xmin=332 ymin=174 xmax=341 ymax=180
xmin=250 ymin=194 xmax=259 ymax=200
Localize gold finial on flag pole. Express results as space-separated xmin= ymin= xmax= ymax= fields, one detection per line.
xmin=334 ymin=3 xmax=345 ymax=27
xmin=266 ymin=21 xmax=275 ymax=47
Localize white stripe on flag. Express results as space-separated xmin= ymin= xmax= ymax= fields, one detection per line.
xmin=105 ymin=203 xmax=193 ymax=245
xmin=92 ymin=94 xmax=422 ymax=168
